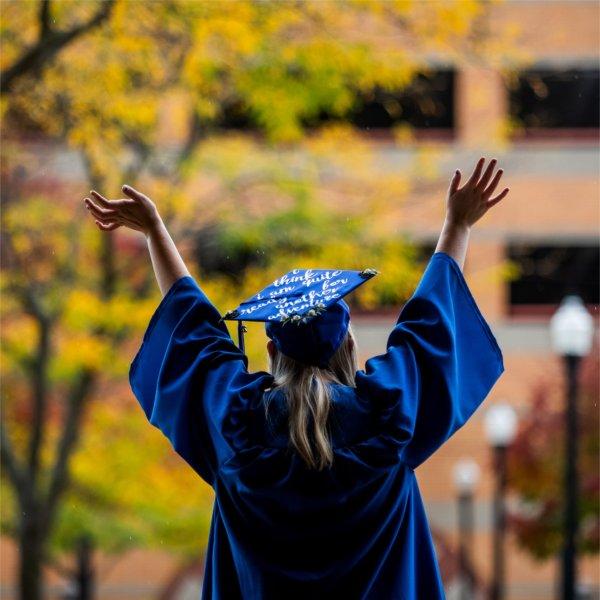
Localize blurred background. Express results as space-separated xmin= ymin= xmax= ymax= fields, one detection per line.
xmin=1 ymin=1 xmax=598 ymax=599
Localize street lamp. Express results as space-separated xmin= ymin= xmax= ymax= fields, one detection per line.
xmin=550 ymin=295 xmax=595 ymax=600
xmin=453 ymin=458 xmax=481 ymax=600
xmin=484 ymin=403 xmax=518 ymax=600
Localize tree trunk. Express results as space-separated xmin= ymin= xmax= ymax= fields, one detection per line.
xmin=19 ymin=516 xmax=44 ymax=600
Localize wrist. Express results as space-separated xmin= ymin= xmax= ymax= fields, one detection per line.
xmin=442 ymin=218 xmax=471 ymax=233
xmin=144 ymin=212 xmax=164 ymax=238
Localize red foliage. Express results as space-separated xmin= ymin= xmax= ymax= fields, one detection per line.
xmin=505 ymin=339 xmax=599 ymax=559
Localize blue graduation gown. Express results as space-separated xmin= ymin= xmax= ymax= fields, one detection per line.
xmin=129 ymin=251 xmax=504 ymax=599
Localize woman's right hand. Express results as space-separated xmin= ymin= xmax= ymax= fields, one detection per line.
xmin=445 ymin=156 xmax=509 ymax=228
xmin=83 ymin=184 xmax=162 ymax=235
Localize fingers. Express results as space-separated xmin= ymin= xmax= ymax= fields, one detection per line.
xmin=482 ymin=168 xmax=504 ymax=197
xmin=449 ymin=169 xmax=461 ymax=196
xmin=476 ymin=158 xmax=497 ymax=191
xmin=89 ymin=190 xmax=126 ymax=208
xmin=464 ymin=156 xmax=485 ymax=188
xmin=121 ymin=184 xmax=147 ymax=202
xmin=84 ymin=196 xmax=122 ymax=230
xmin=84 ymin=196 xmax=141 ymax=230
xmin=85 ymin=201 xmax=121 ymax=230
xmin=94 ymin=221 xmax=121 ymax=231
xmin=83 ymin=187 xmax=148 ymax=233
xmin=89 ymin=190 xmax=110 ymax=205
xmin=487 ymin=187 xmax=510 ymax=207
xmin=90 ymin=186 xmax=146 ymax=207
xmin=84 ymin=196 xmax=118 ymax=219
xmin=95 ymin=220 xmax=122 ymax=231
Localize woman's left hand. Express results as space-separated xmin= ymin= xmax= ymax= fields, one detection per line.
xmin=83 ymin=185 xmax=162 ymax=235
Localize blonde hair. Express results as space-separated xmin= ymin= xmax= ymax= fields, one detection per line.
xmin=266 ymin=324 xmax=359 ymax=471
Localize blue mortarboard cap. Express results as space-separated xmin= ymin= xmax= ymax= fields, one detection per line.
xmin=221 ymin=268 xmax=379 ymax=367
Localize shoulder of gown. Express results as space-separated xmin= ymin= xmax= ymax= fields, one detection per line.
xmin=129 ymin=275 xmax=274 ymax=487
xmin=354 ymin=251 xmax=504 ymax=470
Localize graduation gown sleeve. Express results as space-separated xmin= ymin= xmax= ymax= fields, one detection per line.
xmin=128 ymin=275 xmax=274 ymax=487
xmin=355 ymin=251 xmax=504 ymax=470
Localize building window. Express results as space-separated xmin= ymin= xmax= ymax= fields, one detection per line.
xmin=507 ymin=244 xmax=599 ymax=316
xmin=344 ymin=69 xmax=455 ymax=132
xmin=507 ymin=67 xmax=599 ymax=138
xmin=218 ymin=69 xmax=455 ymax=137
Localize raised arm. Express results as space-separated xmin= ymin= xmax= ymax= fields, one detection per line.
xmin=83 ymin=184 xmax=273 ymax=487
xmin=355 ymin=156 xmax=509 ymax=469
xmin=435 ymin=156 xmax=509 ymax=271
xmin=83 ymin=184 xmax=189 ymax=296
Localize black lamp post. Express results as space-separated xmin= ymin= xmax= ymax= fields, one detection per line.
xmin=550 ymin=295 xmax=594 ymax=600
xmin=76 ymin=534 xmax=94 ymax=600
xmin=484 ymin=403 xmax=518 ymax=600
xmin=59 ymin=535 xmax=95 ymax=600
xmin=453 ymin=458 xmax=481 ymax=600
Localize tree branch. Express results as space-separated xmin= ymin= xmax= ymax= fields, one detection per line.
xmin=42 ymin=367 xmax=95 ymax=537
xmin=27 ymin=311 xmax=52 ymax=483
xmin=2 ymin=227 xmax=56 ymax=484
xmin=0 ymin=420 xmax=33 ymax=507
xmin=1 ymin=0 xmax=116 ymax=95
xmin=39 ymin=0 xmax=52 ymax=40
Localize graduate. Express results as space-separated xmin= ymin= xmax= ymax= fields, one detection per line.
xmin=83 ymin=156 xmax=509 ymax=599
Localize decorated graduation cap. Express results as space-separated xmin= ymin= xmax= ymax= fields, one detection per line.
xmin=221 ymin=268 xmax=379 ymax=368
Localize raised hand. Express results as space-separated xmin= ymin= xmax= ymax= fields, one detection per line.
xmin=83 ymin=184 xmax=161 ymax=235
xmin=445 ymin=157 xmax=509 ymax=228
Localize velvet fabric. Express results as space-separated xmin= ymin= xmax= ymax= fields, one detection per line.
xmin=129 ymin=251 xmax=505 ymax=599
xmin=224 ymin=268 xmax=375 ymax=323
xmin=223 ymin=267 xmax=378 ymax=368
xmin=265 ymin=298 xmax=350 ymax=367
